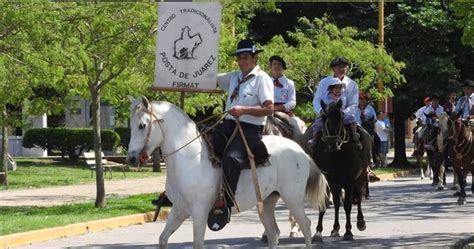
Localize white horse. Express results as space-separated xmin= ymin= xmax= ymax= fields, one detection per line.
xmin=127 ymin=97 xmax=328 ymax=249
xmin=263 ymin=112 xmax=309 ymax=238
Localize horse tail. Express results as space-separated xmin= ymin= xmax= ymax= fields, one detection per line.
xmin=305 ymin=154 xmax=329 ymax=212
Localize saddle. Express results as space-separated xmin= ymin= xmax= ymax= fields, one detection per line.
xmin=198 ymin=124 xmax=271 ymax=169
xmin=265 ymin=112 xmax=293 ymax=139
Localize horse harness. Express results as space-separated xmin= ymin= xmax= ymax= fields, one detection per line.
xmin=447 ymin=118 xmax=473 ymax=160
xmin=322 ymin=117 xmax=349 ymax=150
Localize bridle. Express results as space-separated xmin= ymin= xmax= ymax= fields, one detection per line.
xmin=321 ymin=110 xmax=349 ymax=151
xmin=137 ymin=105 xmax=227 ymax=164
xmin=138 ymin=105 xmax=164 ymax=164
xmin=447 ymin=118 xmax=473 ymax=158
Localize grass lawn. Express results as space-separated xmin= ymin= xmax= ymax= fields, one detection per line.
xmin=1 ymin=158 xmax=163 ymax=190
xmin=0 ymin=193 xmax=158 ymax=236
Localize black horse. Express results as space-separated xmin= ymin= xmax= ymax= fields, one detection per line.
xmin=312 ymin=100 xmax=367 ymax=242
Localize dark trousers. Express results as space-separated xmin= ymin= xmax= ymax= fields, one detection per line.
xmin=213 ymin=119 xmax=262 ymax=207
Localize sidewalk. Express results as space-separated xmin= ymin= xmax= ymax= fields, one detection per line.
xmin=0 ymin=149 xmax=410 ymax=208
xmin=0 ymin=176 xmax=166 ymax=207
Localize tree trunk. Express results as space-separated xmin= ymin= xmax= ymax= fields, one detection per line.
xmin=0 ymin=107 xmax=8 ymax=186
xmin=91 ymin=88 xmax=106 ymax=208
xmin=389 ymin=112 xmax=411 ymax=168
xmin=152 ymin=148 xmax=161 ymax=172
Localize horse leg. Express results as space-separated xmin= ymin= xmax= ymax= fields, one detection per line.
xmin=330 ymin=186 xmax=341 ymax=237
xmin=284 ymin=199 xmax=312 ymax=249
xmin=159 ymin=207 xmax=189 ymax=249
xmin=417 ymin=155 xmax=425 ymax=179
xmin=312 ymin=210 xmax=325 ymax=242
xmin=260 ymin=192 xmax=280 ymax=244
xmin=455 ymin=169 xmax=467 ymax=205
xmin=289 ymin=212 xmax=300 ymax=237
xmin=356 ymin=200 xmax=366 ymax=231
xmin=437 ymin=158 xmax=445 ymax=190
xmin=191 ymin=206 xmax=209 ymax=249
xmin=342 ymin=187 xmax=354 ymax=241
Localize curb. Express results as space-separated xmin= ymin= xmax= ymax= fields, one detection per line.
xmin=0 ymin=170 xmax=416 ymax=248
xmin=377 ymin=169 xmax=418 ymax=181
xmin=0 ymin=211 xmax=163 ymax=248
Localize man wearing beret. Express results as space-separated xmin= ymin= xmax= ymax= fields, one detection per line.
xmin=214 ymin=39 xmax=274 ymax=223
xmin=269 ymin=55 xmax=296 ymax=114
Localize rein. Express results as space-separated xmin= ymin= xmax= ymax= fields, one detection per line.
xmin=138 ymin=107 xmax=228 ymax=164
xmin=322 ymin=115 xmax=349 ymax=150
xmin=447 ymin=119 xmax=473 ymax=159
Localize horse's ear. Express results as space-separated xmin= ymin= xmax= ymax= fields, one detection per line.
xmin=320 ymin=100 xmax=327 ymax=112
xmin=141 ymin=96 xmax=150 ymax=109
xmin=336 ymin=99 xmax=343 ymax=109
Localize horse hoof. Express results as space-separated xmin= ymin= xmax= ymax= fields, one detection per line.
xmin=343 ymin=233 xmax=354 ymax=241
xmin=437 ymin=186 xmax=444 ymax=191
xmin=453 ymin=192 xmax=461 ymax=197
xmin=357 ymin=220 xmax=366 ymax=231
xmin=289 ymin=232 xmax=298 ymax=238
xmin=420 ymin=176 xmax=424 ymax=180
xmin=457 ymin=198 xmax=466 ymax=205
xmin=312 ymin=234 xmax=323 ymax=242
xmin=260 ymin=235 xmax=268 ymax=243
xmin=330 ymin=230 xmax=340 ymax=237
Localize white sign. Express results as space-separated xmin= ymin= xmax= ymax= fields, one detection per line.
xmin=154 ymin=2 xmax=222 ymax=92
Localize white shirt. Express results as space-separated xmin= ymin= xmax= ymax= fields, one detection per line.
xmin=415 ymin=105 xmax=429 ymax=124
xmin=217 ymin=65 xmax=274 ymax=126
xmin=273 ymin=75 xmax=296 ymax=112
xmin=375 ymin=120 xmax=389 ymax=142
xmin=424 ymin=104 xmax=445 ymax=116
xmin=454 ymin=93 xmax=474 ymax=119
xmin=313 ymin=75 xmax=359 ymax=120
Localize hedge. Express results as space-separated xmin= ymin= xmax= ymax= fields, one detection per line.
xmin=23 ymin=128 xmax=120 ymax=162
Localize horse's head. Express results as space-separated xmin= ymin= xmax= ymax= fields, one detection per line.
xmin=423 ymin=114 xmax=441 ymax=151
xmin=126 ymin=96 xmax=164 ymax=166
xmin=320 ymin=99 xmax=347 ymax=152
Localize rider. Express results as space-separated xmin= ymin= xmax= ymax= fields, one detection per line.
xmin=311 ymin=77 xmax=359 ymax=144
xmin=453 ymin=79 xmax=474 ymax=121
xmin=425 ymin=95 xmax=445 ymax=118
xmin=312 ymin=57 xmax=364 ymax=147
xmin=215 ymin=39 xmax=274 ymax=218
xmin=356 ymin=92 xmax=377 ymax=125
xmin=269 ymin=55 xmax=296 ymax=114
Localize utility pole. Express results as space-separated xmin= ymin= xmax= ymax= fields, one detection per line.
xmin=377 ymin=0 xmax=385 ymax=112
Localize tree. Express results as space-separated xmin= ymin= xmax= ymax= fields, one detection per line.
xmin=258 ymin=17 xmax=405 ymax=121
xmin=0 ymin=3 xmax=63 ymax=185
xmin=452 ymin=2 xmax=474 ymax=47
xmin=43 ymin=3 xmax=157 ymax=207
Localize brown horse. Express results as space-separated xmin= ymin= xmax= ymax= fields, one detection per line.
xmin=447 ymin=118 xmax=474 ymax=204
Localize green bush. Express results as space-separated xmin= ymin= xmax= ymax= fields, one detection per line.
xmin=23 ymin=128 xmax=120 ymax=161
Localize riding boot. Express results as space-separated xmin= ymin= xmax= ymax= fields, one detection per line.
xmin=350 ymin=123 xmax=362 ymax=149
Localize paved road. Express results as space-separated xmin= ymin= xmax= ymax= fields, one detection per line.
xmin=16 ymin=174 xmax=473 ymax=249
xmin=0 ymin=176 xmax=166 ymax=207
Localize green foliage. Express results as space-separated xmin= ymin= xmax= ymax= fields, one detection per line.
xmin=1 ymin=159 xmax=162 ymax=190
xmin=452 ymin=2 xmax=474 ymax=47
xmin=259 ymin=17 xmax=405 ymax=120
xmin=23 ymin=128 xmax=120 ymax=161
xmin=0 ymin=192 xmax=159 ymax=235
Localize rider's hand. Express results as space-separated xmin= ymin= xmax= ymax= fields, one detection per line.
xmin=228 ymin=106 xmax=244 ymax=118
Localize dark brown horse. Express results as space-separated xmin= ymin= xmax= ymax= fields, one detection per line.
xmin=312 ymin=100 xmax=368 ymax=242
xmin=447 ymin=118 xmax=474 ymax=204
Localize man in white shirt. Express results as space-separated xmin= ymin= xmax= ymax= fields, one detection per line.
xmin=453 ymin=79 xmax=474 ymax=121
xmin=415 ymin=97 xmax=432 ymax=126
xmin=424 ymin=95 xmax=445 ymax=118
xmin=214 ymin=39 xmax=274 ymax=220
xmin=375 ymin=111 xmax=391 ymax=167
xmin=269 ymin=55 xmax=296 ymax=113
